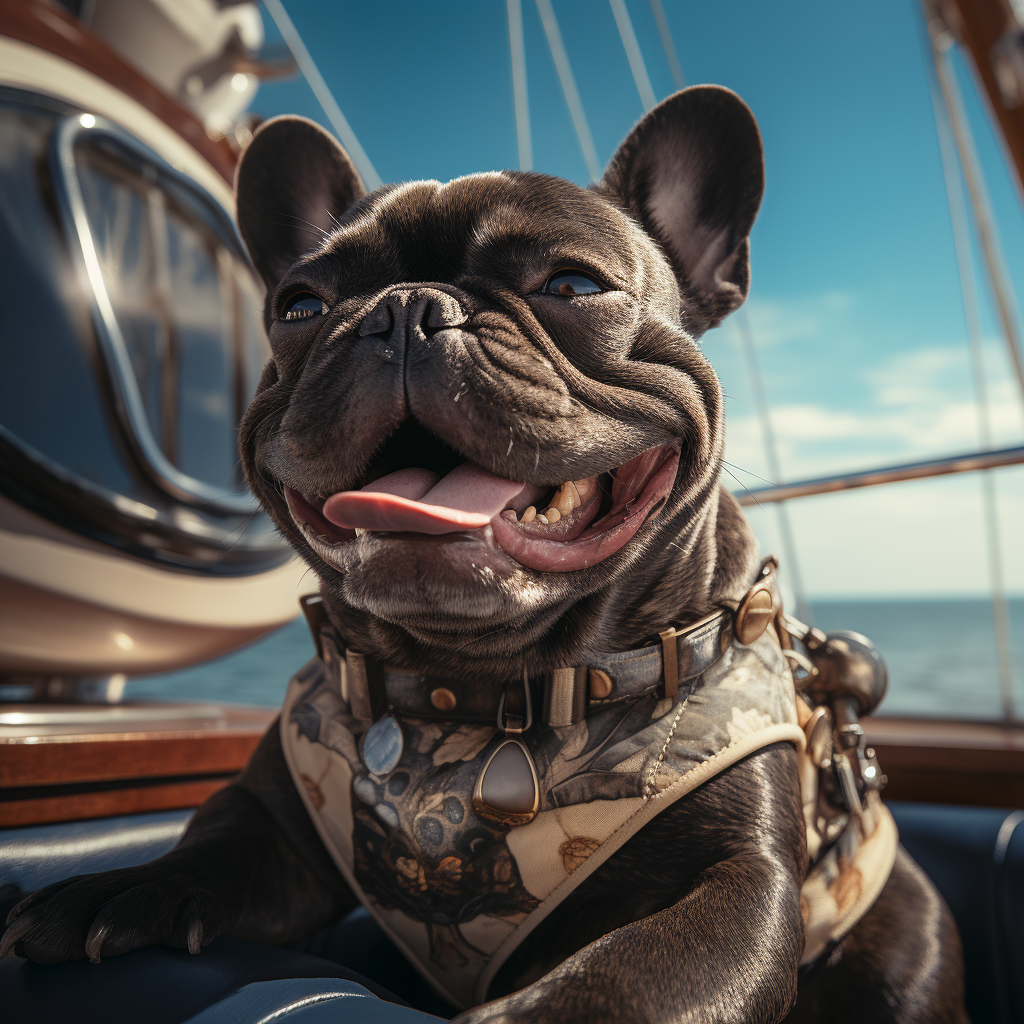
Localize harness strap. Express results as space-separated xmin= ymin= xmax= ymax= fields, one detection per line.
xmin=543 ymin=666 xmax=588 ymax=728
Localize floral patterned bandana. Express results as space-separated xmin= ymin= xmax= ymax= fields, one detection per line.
xmin=280 ymin=626 xmax=896 ymax=1009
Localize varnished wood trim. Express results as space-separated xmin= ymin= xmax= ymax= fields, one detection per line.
xmin=0 ymin=0 xmax=237 ymax=182
xmin=0 ymin=731 xmax=265 ymax=787
xmin=865 ymin=715 xmax=1024 ymax=809
xmin=0 ymin=777 xmax=233 ymax=828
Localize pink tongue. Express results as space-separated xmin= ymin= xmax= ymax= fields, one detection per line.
xmin=322 ymin=465 xmax=525 ymax=534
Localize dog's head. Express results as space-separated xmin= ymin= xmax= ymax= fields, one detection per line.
xmin=236 ymin=86 xmax=764 ymax=679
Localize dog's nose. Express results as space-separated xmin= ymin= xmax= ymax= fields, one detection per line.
xmin=358 ymin=288 xmax=468 ymax=361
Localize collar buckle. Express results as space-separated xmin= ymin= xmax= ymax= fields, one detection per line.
xmin=497 ymin=671 xmax=533 ymax=734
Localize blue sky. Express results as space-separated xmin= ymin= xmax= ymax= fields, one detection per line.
xmin=248 ymin=0 xmax=1024 ymax=598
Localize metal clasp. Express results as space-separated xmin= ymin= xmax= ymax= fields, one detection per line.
xmin=497 ymin=671 xmax=533 ymax=734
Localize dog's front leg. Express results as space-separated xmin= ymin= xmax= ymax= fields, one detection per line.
xmin=2 ymin=720 xmax=357 ymax=963
xmin=457 ymin=746 xmax=807 ymax=1024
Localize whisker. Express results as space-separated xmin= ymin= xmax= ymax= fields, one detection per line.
xmin=722 ymin=461 xmax=779 ymax=487
xmin=721 ymin=464 xmax=765 ymax=513
xmin=274 ymin=213 xmax=331 ymax=242
xmin=207 ymin=511 xmax=259 ymax=569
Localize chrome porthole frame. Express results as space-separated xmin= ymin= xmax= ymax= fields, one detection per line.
xmin=49 ymin=112 xmax=259 ymax=516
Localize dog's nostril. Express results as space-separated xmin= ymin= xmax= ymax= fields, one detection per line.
xmin=359 ymin=302 xmax=393 ymax=337
xmin=358 ymin=287 xmax=468 ymax=346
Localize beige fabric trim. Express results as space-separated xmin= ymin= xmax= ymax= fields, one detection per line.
xmin=279 ymin=686 xmax=468 ymax=1008
xmin=475 ymin=721 xmax=807 ymax=1003
xmin=799 ymin=801 xmax=899 ymax=965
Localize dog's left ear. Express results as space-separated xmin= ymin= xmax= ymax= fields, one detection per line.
xmin=235 ymin=115 xmax=366 ymax=292
xmin=602 ymin=85 xmax=764 ymax=328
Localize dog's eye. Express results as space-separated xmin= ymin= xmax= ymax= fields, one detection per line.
xmin=282 ymin=293 xmax=329 ymax=321
xmin=541 ymin=270 xmax=604 ymax=297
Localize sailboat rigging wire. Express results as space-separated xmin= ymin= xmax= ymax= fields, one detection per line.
xmin=534 ymin=0 xmax=602 ymax=182
xmin=923 ymin=13 xmax=1017 ymax=721
xmin=734 ymin=307 xmax=813 ymax=626
xmin=507 ymin=0 xmax=533 ymax=171
xmin=609 ymin=0 xmax=657 ymax=111
xmin=648 ymin=0 xmax=686 ymax=90
xmin=929 ymin=31 xmax=1024 ymax=417
xmin=260 ymin=0 xmax=383 ymax=191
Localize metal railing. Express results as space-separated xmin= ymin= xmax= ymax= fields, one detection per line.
xmin=732 ymin=444 xmax=1024 ymax=506
xmin=731 ymin=443 xmax=1024 ymax=723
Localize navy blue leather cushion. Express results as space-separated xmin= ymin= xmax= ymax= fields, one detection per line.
xmin=890 ymin=802 xmax=1024 ymax=1024
xmin=3 ymin=802 xmax=1022 ymax=1022
xmin=292 ymin=908 xmax=456 ymax=1018
xmin=185 ymin=977 xmax=442 ymax=1023
xmin=0 ymin=810 xmax=190 ymax=891
xmin=0 ymin=936 xmax=420 ymax=1024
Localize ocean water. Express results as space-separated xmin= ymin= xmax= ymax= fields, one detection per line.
xmin=124 ymin=598 xmax=1024 ymax=722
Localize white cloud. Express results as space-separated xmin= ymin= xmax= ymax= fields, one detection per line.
xmin=740 ymin=290 xmax=854 ymax=347
xmin=712 ymin=290 xmax=1024 ymax=597
xmin=742 ymin=469 xmax=1024 ymax=597
xmin=724 ymin=340 xmax=1024 ymax=482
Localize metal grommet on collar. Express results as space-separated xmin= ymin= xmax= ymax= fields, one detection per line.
xmin=430 ymin=687 xmax=457 ymax=711
xmin=659 ymin=627 xmax=681 ymax=698
xmin=589 ymin=668 xmax=613 ymax=699
xmin=735 ymin=585 xmax=775 ymax=645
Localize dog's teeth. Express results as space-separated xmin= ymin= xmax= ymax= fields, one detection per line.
xmin=574 ymin=477 xmax=597 ymax=502
xmin=551 ymin=482 xmax=579 ymax=515
xmin=536 ymin=513 xmax=549 ymax=524
xmin=355 ymin=528 xmax=368 ymax=537
xmin=501 ymin=509 xmax=517 ymax=522
xmin=522 ymin=506 xmax=537 ymax=523
xmin=545 ymin=507 xmax=561 ymax=523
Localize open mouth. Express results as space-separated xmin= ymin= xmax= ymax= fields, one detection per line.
xmin=283 ymin=420 xmax=680 ymax=573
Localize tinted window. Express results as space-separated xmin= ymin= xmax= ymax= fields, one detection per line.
xmin=75 ymin=136 xmax=268 ymax=493
xmin=0 ymin=100 xmax=137 ymax=497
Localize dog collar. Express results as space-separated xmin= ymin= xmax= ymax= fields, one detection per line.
xmin=299 ymin=560 xmax=783 ymax=732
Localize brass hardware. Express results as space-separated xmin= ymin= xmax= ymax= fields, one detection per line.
xmin=735 ymin=586 xmax=775 ymax=645
xmin=782 ymin=611 xmax=889 ymax=816
xmin=324 ymin=632 xmax=347 ymax=703
xmin=429 ymin=687 xmax=457 ymax=712
xmin=859 ymin=745 xmax=887 ymax=792
xmin=345 ymin=650 xmax=372 ymax=720
xmin=472 ymin=738 xmax=540 ymax=826
xmin=834 ymin=751 xmax=864 ymax=819
xmin=299 ymin=593 xmax=328 ymax=660
xmin=345 ymin=649 xmax=386 ymax=722
xmin=783 ymin=648 xmax=817 ymax=682
xmin=783 ymin=625 xmax=888 ymax=717
xmin=804 ymin=706 xmax=833 ymax=768
xmin=589 ymin=668 xmax=613 ymax=699
xmin=498 ymin=672 xmax=534 ymax=733
xmin=659 ymin=627 xmax=681 ymax=698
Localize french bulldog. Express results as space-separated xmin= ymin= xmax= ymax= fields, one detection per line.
xmin=2 ymin=86 xmax=968 ymax=1024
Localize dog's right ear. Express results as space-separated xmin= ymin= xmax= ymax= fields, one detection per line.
xmin=235 ymin=116 xmax=366 ymax=291
xmin=601 ymin=86 xmax=764 ymax=331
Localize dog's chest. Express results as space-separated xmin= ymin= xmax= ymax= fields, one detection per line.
xmin=280 ymin=637 xmax=803 ymax=1008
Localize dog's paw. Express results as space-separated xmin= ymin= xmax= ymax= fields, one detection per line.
xmin=452 ymin=995 xmax=546 ymax=1024
xmin=451 ymin=1010 xmax=516 ymax=1024
xmin=0 ymin=866 xmax=225 ymax=965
